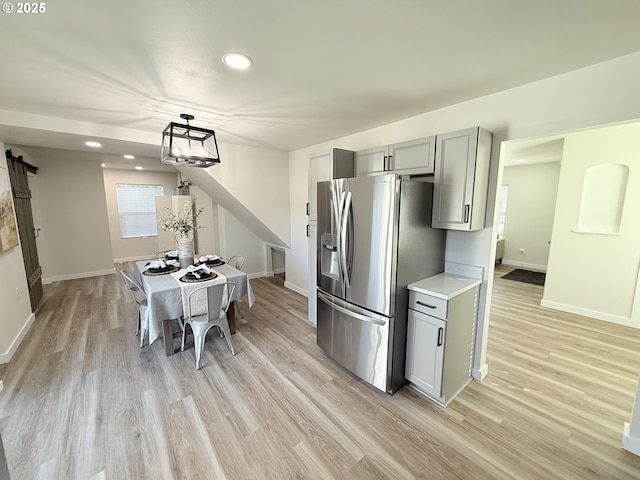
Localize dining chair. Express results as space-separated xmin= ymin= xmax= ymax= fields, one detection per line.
xmin=227 ymin=255 xmax=245 ymax=270
xmin=181 ymin=282 xmax=237 ymax=369
xmin=120 ymin=270 xmax=149 ymax=348
xmin=227 ymin=255 xmax=245 ymax=318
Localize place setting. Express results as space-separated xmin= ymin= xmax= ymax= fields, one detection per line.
xmin=179 ymin=263 xmax=219 ymax=283
xmin=195 ymin=254 xmax=225 ymax=267
xmin=142 ymin=258 xmax=180 ymax=275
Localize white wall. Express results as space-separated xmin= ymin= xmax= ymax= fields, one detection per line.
xmin=190 ymin=184 xmax=218 ymax=256
xmin=23 ymin=149 xmax=114 ymax=283
xmin=287 ymin=50 xmax=640 ymax=379
xmin=181 ymin=142 xmax=291 ymax=247
xmin=502 ymin=162 xmax=561 ymax=270
xmin=0 ymin=141 xmax=34 ymax=363
xmin=103 ymin=168 xmax=179 ymax=262
xmin=218 ymin=206 xmax=267 ymax=277
xmin=543 ymin=122 xmax=640 ymax=327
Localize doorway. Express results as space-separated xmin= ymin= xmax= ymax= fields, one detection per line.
xmin=498 ymin=137 xmax=563 ymax=274
xmin=5 ymin=149 xmax=42 ymax=311
xmin=266 ymin=243 xmax=286 ymax=286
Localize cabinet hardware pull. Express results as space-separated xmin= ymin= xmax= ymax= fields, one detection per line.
xmin=387 ymin=155 xmax=392 ymax=171
xmin=306 ymin=202 xmax=310 ymax=215
xmin=416 ymin=301 xmax=437 ymax=309
xmin=464 ymin=204 xmax=470 ymax=223
xmin=306 ymin=225 xmax=310 ymax=237
xmin=437 ymin=327 xmax=443 ymax=346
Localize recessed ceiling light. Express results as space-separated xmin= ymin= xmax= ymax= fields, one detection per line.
xmin=85 ymin=141 xmax=102 ymax=148
xmin=101 ymin=163 xmax=106 ymax=167
xmin=516 ymin=159 xmax=526 ymax=163
xmin=135 ymin=166 xmax=144 ymax=170
xmin=222 ymin=52 xmax=252 ymax=70
xmin=123 ymin=154 xmax=135 ymax=160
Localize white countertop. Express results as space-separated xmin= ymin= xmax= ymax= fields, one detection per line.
xmin=408 ymin=272 xmax=481 ymax=300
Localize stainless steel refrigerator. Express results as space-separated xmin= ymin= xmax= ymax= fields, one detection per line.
xmin=316 ymin=173 xmax=445 ymax=393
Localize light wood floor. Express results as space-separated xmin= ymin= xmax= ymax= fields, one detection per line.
xmin=1 ymin=264 xmax=640 ymax=479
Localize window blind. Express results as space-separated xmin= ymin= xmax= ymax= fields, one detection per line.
xmin=115 ymin=184 xmax=164 ymax=238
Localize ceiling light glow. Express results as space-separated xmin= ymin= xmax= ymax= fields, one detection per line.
xmin=123 ymin=154 xmax=135 ymax=160
xmin=135 ymin=166 xmax=143 ymax=170
xmin=516 ymin=159 xmax=526 ymax=163
xmin=85 ymin=141 xmax=102 ymax=148
xmin=101 ymin=163 xmax=106 ymax=167
xmin=222 ymin=52 xmax=252 ymax=69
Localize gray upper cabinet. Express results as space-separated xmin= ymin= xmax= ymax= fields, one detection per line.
xmin=355 ymin=145 xmax=387 ymax=176
xmin=432 ymin=127 xmax=493 ymax=231
xmin=356 ymin=136 xmax=436 ymax=177
xmin=388 ymin=137 xmax=436 ymax=175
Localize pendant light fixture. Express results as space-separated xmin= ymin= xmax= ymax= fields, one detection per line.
xmin=161 ymin=113 xmax=221 ymax=168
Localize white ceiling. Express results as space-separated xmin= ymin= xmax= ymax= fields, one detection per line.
xmin=1 ymin=0 xmax=640 ymax=168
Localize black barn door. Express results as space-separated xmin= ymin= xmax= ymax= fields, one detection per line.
xmin=5 ymin=149 xmax=43 ymax=311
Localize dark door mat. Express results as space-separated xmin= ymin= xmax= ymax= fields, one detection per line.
xmin=501 ymin=268 xmax=546 ymax=286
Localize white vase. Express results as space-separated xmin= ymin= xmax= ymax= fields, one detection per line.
xmin=177 ymin=232 xmax=194 ymax=268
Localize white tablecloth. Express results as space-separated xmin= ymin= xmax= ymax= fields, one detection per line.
xmin=134 ymin=261 xmax=255 ymax=344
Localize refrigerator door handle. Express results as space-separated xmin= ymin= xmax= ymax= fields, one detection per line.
xmin=318 ymin=291 xmax=386 ymax=326
xmin=340 ymin=190 xmax=352 ymax=293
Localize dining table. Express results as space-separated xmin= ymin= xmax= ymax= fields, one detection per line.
xmin=133 ymin=259 xmax=255 ymax=355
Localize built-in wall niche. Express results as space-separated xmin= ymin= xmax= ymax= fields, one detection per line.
xmin=576 ymin=163 xmax=628 ymax=234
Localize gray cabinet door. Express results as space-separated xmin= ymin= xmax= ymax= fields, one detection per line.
xmin=432 ymin=127 xmax=478 ymax=229
xmin=406 ymin=308 xmax=445 ymax=397
xmin=389 ymin=136 xmax=435 ymax=175
xmin=355 ymin=145 xmax=387 ymax=176
xmin=309 ymin=151 xmax=332 ymax=221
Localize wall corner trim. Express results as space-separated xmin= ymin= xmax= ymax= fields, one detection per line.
xmin=472 ymin=363 xmax=489 ymax=381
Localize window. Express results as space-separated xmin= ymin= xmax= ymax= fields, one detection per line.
xmin=115 ymin=184 xmax=164 ymax=238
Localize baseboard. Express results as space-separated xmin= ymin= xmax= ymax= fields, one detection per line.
xmin=42 ymin=267 xmax=116 ymax=285
xmin=273 ymin=267 xmax=285 ymax=274
xmin=501 ymin=260 xmax=547 ymax=272
xmin=623 ymin=423 xmax=640 ymax=456
xmin=113 ymin=254 xmax=154 ymax=263
xmin=284 ymin=281 xmax=308 ymax=297
xmin=0 ymin=312 xmax=35 ymax=364
xmin=540 ymin=299 xmax=635 ymax=328
xmin=247 ymin=272 xmax=266 ymax=280
xmin=472 ymin=363 xmax=489 ymax=381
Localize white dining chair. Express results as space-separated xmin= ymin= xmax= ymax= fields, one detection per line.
xmin=227 ymin=255 xmax=245 ymax=318
xmin=121 ymin=270 xmax=149 ymax=348
xmin=181 ymin=282 xmax=237 ymax=369
xmin=227 ymin=255 xmax=245 ymax=270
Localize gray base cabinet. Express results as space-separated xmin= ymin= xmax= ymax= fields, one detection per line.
xmin=406 ymin=274 xmax=480 ymax=406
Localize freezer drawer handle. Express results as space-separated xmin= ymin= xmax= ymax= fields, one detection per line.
xmin=318 ymin=292 xmax=386 ymax=326
xmin=416 ymin=301 xmax=437 ymax=309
